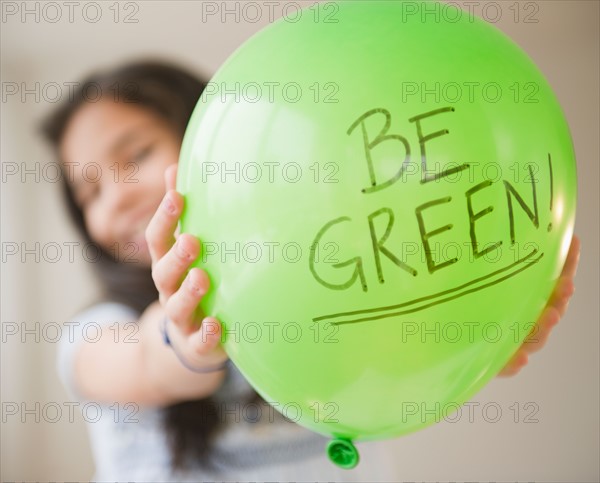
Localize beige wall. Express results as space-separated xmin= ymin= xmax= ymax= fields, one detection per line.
xmin=1 ymin=1 xmax=598 ymax=480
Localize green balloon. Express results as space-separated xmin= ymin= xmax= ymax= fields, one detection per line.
xmin=177 ymin=0 xmax=577 ymax=467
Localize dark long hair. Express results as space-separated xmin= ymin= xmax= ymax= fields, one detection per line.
xmin=40 ymin=60 xmax=256 ymax=471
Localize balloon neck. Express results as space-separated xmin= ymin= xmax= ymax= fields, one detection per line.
xmin=326 ymin=437 xmax=359 ymax=469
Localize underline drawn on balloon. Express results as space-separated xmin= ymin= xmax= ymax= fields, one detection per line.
xmin=313 ymin=248 xmax=543 ymax=326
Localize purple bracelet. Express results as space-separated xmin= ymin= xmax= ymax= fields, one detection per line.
xmin=160 ymin=316 xmax=230 ymax=374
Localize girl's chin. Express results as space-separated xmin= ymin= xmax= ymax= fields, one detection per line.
xmin=106 ymin=235 xmax=152 ymax=267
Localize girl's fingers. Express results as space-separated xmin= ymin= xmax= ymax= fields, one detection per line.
xmin=545 ymin=235 xmax=579 ymax=316
xmin=561 ymin=234 xmax=581 ymax=280
xmin=522 ymin=306 xmax=560 ymax=354
xmin=156 ymin=164 xmax=226 ymax=366
xmin=151 ymin=234 xmax=201 ymax=298
xmin=187 ymin=317 xmax=227 ymax=360
xmin=497 ymin=349 xmax=529 ymax=377
xmin=549 ymin=277 xmax=576 ymax=317
xmin=498 ymin=235 xmax=580 ymax=378
xmin=165 ymin=163 xmax=178 ymax=192
xmin=145 ymin=189 xmax=183 ymax=264
xmin=164 ymin=268 xmax=210 ymax=332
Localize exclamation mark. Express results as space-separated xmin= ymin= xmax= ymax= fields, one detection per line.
xmin=547 ymin=153 xmax=553 ymax=232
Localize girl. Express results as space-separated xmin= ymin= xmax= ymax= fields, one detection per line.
xmin=41 ymin=60 xmax=581 ymax=481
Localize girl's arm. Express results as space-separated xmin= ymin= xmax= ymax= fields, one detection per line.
xmin=498 ymin=234 xmax=581 ymax=376
xmin=71 ymin=300 xmax=226 ymax=406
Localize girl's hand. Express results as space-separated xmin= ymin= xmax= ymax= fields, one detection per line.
xmin=498 ymin=234 xmax=581 ymax=377
xmin=145 ymin=164 xmax=227 ymax=369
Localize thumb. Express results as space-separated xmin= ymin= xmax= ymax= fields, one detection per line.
xmin=165 ymin=164 xmax=178 ymax=192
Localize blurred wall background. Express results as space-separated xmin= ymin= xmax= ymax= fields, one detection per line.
xmin=1 ymin=1 xmax=598 ymax=480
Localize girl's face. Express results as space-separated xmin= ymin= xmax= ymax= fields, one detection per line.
xmin=60 ymin=99 xmax=181 ymax=267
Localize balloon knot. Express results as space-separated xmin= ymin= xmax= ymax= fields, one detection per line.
xmin=327 ymin=437 xmax=359 ymax=469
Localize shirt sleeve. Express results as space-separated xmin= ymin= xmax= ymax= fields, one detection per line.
xmin=56 ymin=301 xmax=139 ymax=401
xmin=57 ymin=300 xmax=257 ymax=405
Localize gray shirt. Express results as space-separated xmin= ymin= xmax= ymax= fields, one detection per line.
xmin=57 ymin=301 xmax=401 ymax=481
